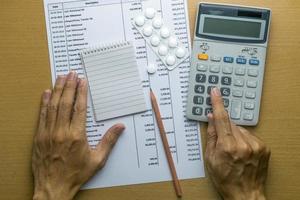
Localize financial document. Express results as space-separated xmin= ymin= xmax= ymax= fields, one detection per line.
xmin=43 ymin=0 xmax=205 ymax=189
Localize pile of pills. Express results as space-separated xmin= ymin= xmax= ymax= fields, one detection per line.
xmin=132 ymin=8 xmax=189 ymax=71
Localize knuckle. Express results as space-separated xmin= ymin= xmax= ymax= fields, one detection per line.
xmin=215 ymin=111 xmax=229 ymax=121
xmin=220 ymin=142 xmax=237 ymax=155
xmin=65 ymin=81 xmax=76 ymax=90
xmin=60 ymin=99 xmax=73 ymax=111
xmin=239 ymin=143 xmax=253 ymax=156
xmin=48 ymin=103 xmax=58 ymax=113
xmin=73 ymin=104 xmax=86 ymax=115
xmin=103 ymin=134 xmax=116 ymax=147
xmin=54 ymin=84 xmax=64 ymax=93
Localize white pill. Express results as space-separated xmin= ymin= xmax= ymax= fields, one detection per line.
xmin=143 ymin=25 xmax=153 ymax=37
xmin=168 ymin=36 xmax=178 ymax=48
xmin=160 ymin=27 xmax=170 ymax=38
xmin=175 ymin=47 xmax=186 ymax=58
xmin=152 ymin=17 xmax=162 ymax=29
xmin=147 ymin=63 xmax=157 ymax=74
xmin=150 ymin=35 xmax=160 ymax=47
xmin=134 ymin=15 xmax=145 ymax=27
xmin=166 ymin=55 xmax=176 ymax=66
xmin=145 ymin=8 xmax=156 ymax=19
xmin=158 ymin=45 xmax=168 ymax=56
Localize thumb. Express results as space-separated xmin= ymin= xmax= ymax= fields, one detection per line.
xmin=205 ymin=113 xmax=217 ymax=157
xmin=92 ymin=123 xmax=125 ymax=169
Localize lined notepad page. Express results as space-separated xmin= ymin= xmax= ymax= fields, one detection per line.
xmin=81 ymin=41 xmax=147 ymax=121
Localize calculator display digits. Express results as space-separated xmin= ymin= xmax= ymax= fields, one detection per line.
xmin=186 ymin=3 xmax=271 ymax=126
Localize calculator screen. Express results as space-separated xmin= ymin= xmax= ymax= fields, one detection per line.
xmin=203 ymin=17 xmax=261 ymax=38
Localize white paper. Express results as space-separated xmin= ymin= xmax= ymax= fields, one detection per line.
xmin=43 ymin=0 xmax=205 ymax=189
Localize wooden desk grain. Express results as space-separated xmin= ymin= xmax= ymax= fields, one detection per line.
xmin=0 ymin=0 xmax=299 ymax=199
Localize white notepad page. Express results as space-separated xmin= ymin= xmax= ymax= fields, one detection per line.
xmin=81 ymin=41 xmax=147 ymax=121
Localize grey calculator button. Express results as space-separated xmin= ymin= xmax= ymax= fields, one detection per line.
xmin=223 ymin=98 xmax=229 ymax=107
xmin=245 ymin=91 xmax=256 ymax=99
xmin=209 ymin=65 xmax=220 ymax=73
xmin=221 ymin=87 xmax=230 ymax=96
xmin=208 ymin=75 xmax=219 ymax=84
xmin=193 ymin=96 xmax=204 ymax=104
xmin=247 ymin=80 xmax=257 ymax=88
xmin=230 ymin=100 xmax=242 ymax=119
xmin=197 ymin=63 xmax=208 ymax=71
xmin=248 ymin=69 xmax=259 ymax=77
xmin=207 ymin=86 xmax=214 ymax=94
xmin=192 ymin=107 xmax=203 ymax=115
xmin=205 ymin=108 xmax=213 ymax=116
xmin=222 ymin=66 xmax=233 ymax=74
xmin=235 ymin=67 xmax=245 ymax=75
xmin=210 ymin=56 xmax=221 ymax=62
xmin=232 ymin=89 xmax=243 ymax=97
xmin=221 ymin=76 xmax=232 ymax=85
xmin=243 ymin=112 xmax=254 ymax=121
xmin=234 ymin=78 xmax=244 ymax=87
xmin=244 ymin=102 xmax=255 ymax=110
xmin=196 ymin=74 xmax=206 ymax=83
xmin=206 ymin=97 xmax=212 ymax=105
xmin=194 ymin=85 xmax=205 ymax=94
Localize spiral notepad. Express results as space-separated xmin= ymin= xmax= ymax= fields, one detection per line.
xmin=81 ymin=41 xmax=147 ymax=121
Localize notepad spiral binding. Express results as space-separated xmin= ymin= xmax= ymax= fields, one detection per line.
xmin=81 ymin=41 xmax=131 ymax=56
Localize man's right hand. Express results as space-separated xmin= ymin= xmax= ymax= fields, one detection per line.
xmin=205 ymin=87 xmax=271 ymax=200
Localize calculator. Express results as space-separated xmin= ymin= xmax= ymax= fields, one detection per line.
xmin=186 ymin=3 xmax=271 ymax=126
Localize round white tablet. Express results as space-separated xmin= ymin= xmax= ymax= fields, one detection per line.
xmin=160 ymin=27 xmax=170 ymax=38
xmin=158 ymin=45 xmax=168 ymax=56
xmin=134 ymin=15 xmax=145 ymax=27
xmin=166 ymin=55 xmax=176 ymax=66
xmin=152 ymin=17 xmax=162 ymax=29
xmin=147 ymin=63 xmax=157 ymax=74
xmin=150 ymin=35 xmax=160 ymax=47
xmin=168 ymin=36 xmax=178 ymax=48
xmin=175 ymin=47 xmax=186 ymax=58
xmin=143 ymin=25 xmax=153 ymax=37
xmin=145 ymin=8 xmax=156 ymax=19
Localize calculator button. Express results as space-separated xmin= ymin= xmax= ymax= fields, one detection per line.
xmin=221 ymin=76 xmax=232 ymax=85
xmin=234 ymin=78 xmax=245 ymax=87
xmin=221 ymin=87 xmax=230 ymax=96
xmin=248 ymin=69 xmax=259 ymax=77
xmin=209 ymin=65 xmax=220 ymax=73
xmin=223 ymin=56 xmax=234 ymax=63
xmin=206 ymin=97 xmax=212 ymax=105
xmin=247 ymin=80 xmax=257 ymax=88
xmin=244 ymin=102 xmax=255 ymax=110
xmin=249 ymin=59 xmax=260 ymax=65
xmin=198 ymin=53 xmax=208 ymax=60
xmin=192 ymin=107 xmax=203 ymax=115
xmin=223 ymin=98 xmax=229 ymax=108
xmin=232 ymin=89 xmax=243 ymax=97
xmin=243 ymin=112 xmax=254 ymax=120
xmin=205 ymin=108 xmax=213 ymax=116
xmin=193 ymin=96 xmax=204 ymax=105
xmin=230 ymin=100 xmax=242 ymax=119
xmin=194 ymin=85 xmax=205 ymax=94
xmin=196 ymin=74 xmax=206 ymax=83
xmin=235 ymin=67 xmax=245 ymax=75
xmin=197 ymin=63 xmax=208 ymax=71
xmin=208 ymin=75 xmax=219 ymax=84
xmin=222 ymin=66 xmax=233 ymax=74
xmin=236 ymin=58 xmax=247 ymax=64
xmin=245 ymin=91 xmax=256 ymax=99
xmin=207 ymin=86 xmax=214 ymax=94
xmin=210 ymin=56 xmax=221 ymax=62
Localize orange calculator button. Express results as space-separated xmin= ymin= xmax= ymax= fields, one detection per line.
xmin=198 ymin=53 xmax=208 ymax=60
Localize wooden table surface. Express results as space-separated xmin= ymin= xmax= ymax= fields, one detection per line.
xmin=0 ymin=0 xmax=300 ymax=199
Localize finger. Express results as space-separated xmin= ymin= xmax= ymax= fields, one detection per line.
xmin=92 ymin=124 xmax=125 ymax=169
xmin=56 ymin=71 xmax=78 ymax=128
xmin=206 ymin=113 xmax=217 ymax=153
xmin=37 ymin=89 xmax=51 ymax=133
xmin=47 ymin=76 xmax=66 ymax=130
xmin=70 ymin=79 xmax=88 ymax=133
xmin=210 ymin=87 xmax=232 ymax=138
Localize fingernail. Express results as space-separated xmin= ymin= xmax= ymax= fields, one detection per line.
xmin=67 ymin=71 xmax=76 ymax=80
xmin=43 ymin=89 xmax=51 ymax=100
xmin=116 ymin=123 xmax=126 ymax=132
xmin=212 ymin=87 xmax=221 ymax=96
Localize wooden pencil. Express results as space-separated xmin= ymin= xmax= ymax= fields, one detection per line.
xmin=149 ymin=88 xmax=183 ymax=198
